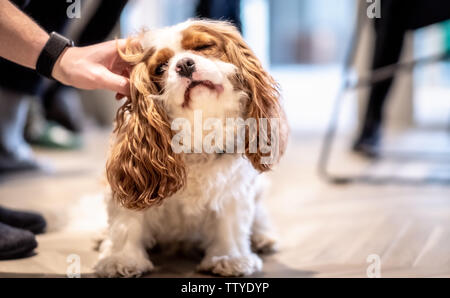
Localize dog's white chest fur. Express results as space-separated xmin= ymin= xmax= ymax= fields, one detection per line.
xmin=144 ymin=154 xmax=260 ymax=245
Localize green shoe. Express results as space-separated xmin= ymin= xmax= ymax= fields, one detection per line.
xmin=28 ymin=121 xmax=82 ymax=150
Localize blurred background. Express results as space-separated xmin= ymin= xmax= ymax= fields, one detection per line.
xmin=0 ymin=0 xmax=449 ymax=277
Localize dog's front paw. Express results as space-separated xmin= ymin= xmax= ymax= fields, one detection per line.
xmin=198 ymin=253 xmax=262 ymax=277
xmin=251 ymin=233 xmax=278 ymax=254
xmin=94 ymin=254 xmax=154 ymax=278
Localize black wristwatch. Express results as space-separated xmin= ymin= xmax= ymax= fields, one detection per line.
xmin=36 ymin=32 xmax=74 ymax=79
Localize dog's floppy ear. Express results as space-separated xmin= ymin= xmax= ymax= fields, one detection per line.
xmin=106 ymin=38 xmax=186 ymax=210
xmin=212 ymin=22 xmax=288 ymax=171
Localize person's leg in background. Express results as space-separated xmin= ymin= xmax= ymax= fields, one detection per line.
xmin=0 ymin=0 xmax=69 ymax=260
xmin=42 ymin=0 xmax=128 ymax=133
xmin=196 ymin=0 xmax=242 ymax=32
xmin=353 ymin=0 xmax=407 ymax=157
xmin=0 ymin=89 xmax=36 ymax=171
xmin=353 ymin=0 xmax=450 ymax=157
xmin=0 ymin=0 xmax=69 ymax=172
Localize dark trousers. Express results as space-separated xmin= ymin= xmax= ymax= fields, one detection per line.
xmin=361 ymin=0 xmax=450 ymax=136
xmin=196 ymin=0 xmax=242 ymax=32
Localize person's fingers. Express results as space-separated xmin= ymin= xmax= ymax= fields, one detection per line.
xmin=116 ymin=38 xmax=141 ymax=52
xmin=114 ymin=67 xmax=131 ymax=100
xmin=98 ymin=68 xmax=130 ymax=96
xmin=115 ymin=93 xmax=126 ymax=100
xmin=115 ymin=38 xmax=128 ymax=51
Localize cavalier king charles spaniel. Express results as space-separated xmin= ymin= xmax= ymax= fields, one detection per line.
xmin=95 ymin=20 xmax=288 ymax=277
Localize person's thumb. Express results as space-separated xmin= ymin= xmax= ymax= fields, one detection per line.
xmin=99 ymin=69 xmax=130 ymax=97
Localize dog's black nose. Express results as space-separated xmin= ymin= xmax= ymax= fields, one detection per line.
xmin=176 ymin=58 xmax=195 ymax=78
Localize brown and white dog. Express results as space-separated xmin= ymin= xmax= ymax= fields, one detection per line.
xmin=95 ymin=20 xmax=288 ymax=277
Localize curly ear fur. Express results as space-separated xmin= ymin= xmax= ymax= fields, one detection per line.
xmin=106 ymin=39 xmax=186 ymax=210
xmin=195 ymin=21 xmax=288 ymax=171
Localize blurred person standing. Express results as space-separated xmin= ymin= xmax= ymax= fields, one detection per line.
xmin=353 ymin=0 xmax=450 ymax=157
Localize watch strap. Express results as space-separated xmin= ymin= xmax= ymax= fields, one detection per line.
xmin=36 ymin=32 xmax=74 ymax=79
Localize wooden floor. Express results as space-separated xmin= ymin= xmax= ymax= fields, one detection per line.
xmin=0 ymin=128 xmax=449 ymax=278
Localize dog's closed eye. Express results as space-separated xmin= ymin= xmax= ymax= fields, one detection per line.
xmin=155 ymin=62 xmax=168 ymax=76
xmin=193 ymin=43 xmax=214 ymax=51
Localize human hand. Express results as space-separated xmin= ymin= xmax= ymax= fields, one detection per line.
xmin=52 ymin=39 xmax=131 ymax=98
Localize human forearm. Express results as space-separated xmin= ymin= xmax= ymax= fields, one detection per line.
xmin=0 ymin=0 xmax=49 ymax=69
xmin=0 ymin=0 xmax=130 ymax=96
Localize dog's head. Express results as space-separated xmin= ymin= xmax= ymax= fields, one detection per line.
xmin=107 ymin=20 xmax=288 ymax=210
